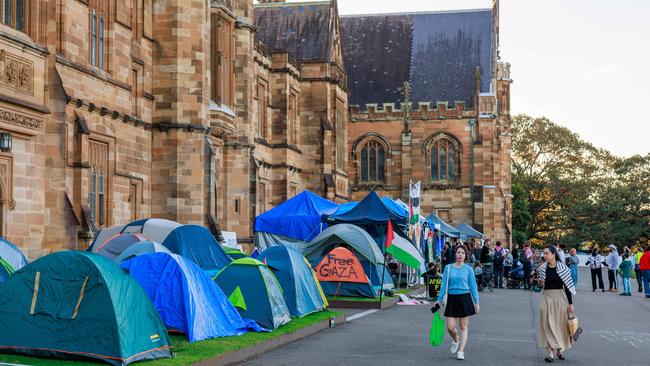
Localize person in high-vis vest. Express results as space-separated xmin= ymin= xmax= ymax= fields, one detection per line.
xmin=633 ymin=246 xmax=644 ymax=293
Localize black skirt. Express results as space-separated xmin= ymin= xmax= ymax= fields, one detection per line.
xmin=444 ymin=293 xmax=476 ymax=318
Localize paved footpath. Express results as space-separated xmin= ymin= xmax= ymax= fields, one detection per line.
xmin=242 ymin=268 xmax=650 ymax=365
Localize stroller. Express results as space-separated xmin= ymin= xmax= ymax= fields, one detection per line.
xmin=507 ymin=262 xmax=524 ymax=289
xmin=480 ymin=265 xmax=494 ymax=292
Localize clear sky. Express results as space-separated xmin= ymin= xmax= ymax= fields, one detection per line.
xmin=260 ymin=1 xmax=650 ymax=157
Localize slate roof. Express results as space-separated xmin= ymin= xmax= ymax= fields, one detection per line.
xmin=254 ymin=1 xmax=333 ymax=62
xmin=340 ymin=9 xmax=494 ymax=109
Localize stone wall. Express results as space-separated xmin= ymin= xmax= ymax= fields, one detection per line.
xmin=347 ymin=97 xmax=512 ymax=244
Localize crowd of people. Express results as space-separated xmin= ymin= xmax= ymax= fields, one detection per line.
xmin=428 ymin=239 xmax=650 ymax=298
xmin=428 ymin=240 xmax=650 ymax=362
xmin=585 ymin=244 xmax=650 ymax=297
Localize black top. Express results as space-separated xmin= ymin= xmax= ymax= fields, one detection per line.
xmin=480 ymin=246 xmax=490 ymax=263
xmin=544 ymin=266 xmax=573 ymax=304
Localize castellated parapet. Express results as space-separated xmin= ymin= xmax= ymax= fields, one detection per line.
xmin=349 ymin=101 xmax=472 ymax=121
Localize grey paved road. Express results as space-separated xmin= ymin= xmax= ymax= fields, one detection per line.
xmin=242 ymin=268 xmax=650 ymax=365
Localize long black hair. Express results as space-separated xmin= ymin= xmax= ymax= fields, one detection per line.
xmin=545 ymin=245 xmax=561 ymax=263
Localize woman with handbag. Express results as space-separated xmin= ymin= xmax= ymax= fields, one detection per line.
xmin=432 ymin=245 xmax=480 ymax=361
xmin=537 ymin=245 xmax=576 ymax=362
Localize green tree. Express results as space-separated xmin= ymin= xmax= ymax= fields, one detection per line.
xmin=511 ymin=182 xmax=531 ymax=244
xmin=512 ymin=114 xmax=650 ymax=249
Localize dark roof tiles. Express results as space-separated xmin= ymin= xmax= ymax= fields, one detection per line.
xmin=340 ymin=9 xmax=495 ymax=109
xmin=254 ymin=2 xmax=332 ymax=62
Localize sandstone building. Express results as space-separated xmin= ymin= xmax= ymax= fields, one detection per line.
xmin=0 ymin=0 xmax=510 ymax=258
xmin=0 ymin=0 xmax=349 ymax=257
xmin=340 ymin=3 xmax=513 ymax=243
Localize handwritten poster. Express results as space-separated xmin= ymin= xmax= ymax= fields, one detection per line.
xmin=315 ymin=247 xmax=369 ymax=284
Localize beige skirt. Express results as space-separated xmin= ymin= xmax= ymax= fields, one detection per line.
xmin=538 ymin=289 xmax=572 ymax=351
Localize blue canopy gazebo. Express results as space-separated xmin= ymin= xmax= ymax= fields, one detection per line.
xmin=326 ymin=191 xmax=409 ymax=249
xmin=455 ymin=222 xmax=484 ymax=241
xmin=428 ymin=213 xmax=461 ymax=258
xmin=254 ymin=190 xmax=339 ymax=251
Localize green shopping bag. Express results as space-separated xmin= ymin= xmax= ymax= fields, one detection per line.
xmin=429 ymin=312 xmax=445 ymax=347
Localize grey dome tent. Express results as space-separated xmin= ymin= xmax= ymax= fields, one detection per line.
xmin=303 ymin=224 xmax=393 ymax=296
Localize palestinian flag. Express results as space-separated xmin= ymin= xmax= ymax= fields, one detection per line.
xmin=385 ymin=220 xmax=425 ymax=273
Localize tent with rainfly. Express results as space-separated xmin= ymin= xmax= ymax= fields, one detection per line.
xmin=121 ymin=252 xmax=264 ymax=342
xmin=313 ymin=246 xmax=376 ymax=298
xmin=89 ymin=219 xmax=231 ymax=276
xmin=0 ymin=237 xmax=28 ymax=284
xmin=303 ymin=223 xmax=393 ymax=297
xmin=254 ymin=190 xmax=339 ymax=251
xmin=0 ymin=251 xmax=172 ymax=365
xmin=114 ymin=241 xmax=172 ymax=263
xmin=258 ymin=246 xmax=328 ymax=317
xmin=213 ymin=258 xmax=291 ymax=330
xmin=88 ymin=232 xmax=152 ymax=261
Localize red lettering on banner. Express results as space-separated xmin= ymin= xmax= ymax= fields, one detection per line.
xmin=315 ymin=247 xmax=368 ymax=284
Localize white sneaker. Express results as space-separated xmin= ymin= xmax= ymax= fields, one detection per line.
xmin=457 ymin=352 xmax=465 ymax=360
xmin=450 ymin=339 xmax=460 ymax=353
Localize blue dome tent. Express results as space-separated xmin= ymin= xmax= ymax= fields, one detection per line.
xmin=121 ymin=253 xmax=263 ymax=342
xmin=258 ymin=246 xmax=328 ymax=317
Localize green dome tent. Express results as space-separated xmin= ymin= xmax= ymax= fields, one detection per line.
xmin=0 ymin=251 xmax=172 ymax=365
xmin=213 ymin=258 xmax=291 ymax=330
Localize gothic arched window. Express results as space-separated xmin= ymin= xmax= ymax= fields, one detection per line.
xmin=428 ymin=135 xmax=460 ymax=182
xmin=359 ymin=140 xmax=386 ymax=182
xmin=88 ymin=1 xmax=106 ymax=69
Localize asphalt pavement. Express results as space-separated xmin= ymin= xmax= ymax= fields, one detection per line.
xmin=241 ymin=267 xmax=650 ymax=365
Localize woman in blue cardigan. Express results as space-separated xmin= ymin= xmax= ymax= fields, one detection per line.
xmin=433 ymin=245 xmax=480 ymax=361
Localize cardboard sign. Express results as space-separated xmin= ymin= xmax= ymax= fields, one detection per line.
xmin=315 ymin=247 xmax=368 ymax=284
xmin=221 ymin=231 xmax=242 ymax=250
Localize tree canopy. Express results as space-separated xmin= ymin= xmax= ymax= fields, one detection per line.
xmin=511 ymin=115 xmax=649 ymax=249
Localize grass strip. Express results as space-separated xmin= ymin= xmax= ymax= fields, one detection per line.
xmin=0 ymin=311 xmax=342 ymax=366
xmin=326 ymin=295 xmax=396 ymax=303
xmin=393 ymin=285 xmax=424 ymax=295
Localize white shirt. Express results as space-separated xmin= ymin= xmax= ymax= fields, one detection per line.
xmin=558 ymin=249 xmax=566 ymax=263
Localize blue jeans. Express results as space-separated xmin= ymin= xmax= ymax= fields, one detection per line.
xmin=622 ymin=277 xmax=631 ymax=294
xmin=493 ymin=268 xmax=504 ymax=288
xmin=643 ymin=270 xmax=650 ymax=296
xmin=570 ymin=266 xmax=578 ymax=287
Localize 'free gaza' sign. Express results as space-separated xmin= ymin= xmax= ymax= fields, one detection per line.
xmin=314 ymin=247 xmax=369 ymax=284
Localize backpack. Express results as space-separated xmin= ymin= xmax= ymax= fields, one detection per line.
xmin=494 ymin=249 xmax=504 ymax=266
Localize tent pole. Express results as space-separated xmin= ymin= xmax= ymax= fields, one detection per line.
xmin=379 ymin=259 xmax=387 ymax=305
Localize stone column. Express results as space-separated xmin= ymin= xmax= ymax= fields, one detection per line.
xmin=222 ymin=0 xmax=256 ymax=243
xmin=151 ymin=0 xmax=211 ymax=224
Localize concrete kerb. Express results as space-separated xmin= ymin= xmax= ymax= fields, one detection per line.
xmin=327 ymin=297 xmax=397 ymax=310
xmin=195 ymin=314 xmax=347 ymax=366
xmin=327 ymin=285 xmax=426 ymax=309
